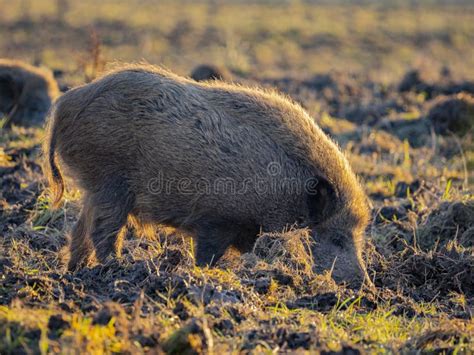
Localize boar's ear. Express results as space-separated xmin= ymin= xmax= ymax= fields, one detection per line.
xmin=305 ymin=176 xmax=337 ymax=223
xmin=0 ymin=74 xmax=19 ymax=111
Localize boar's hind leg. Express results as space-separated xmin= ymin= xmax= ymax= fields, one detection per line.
xmin=68 ymin=207 xmax=93 ymax=271
xmin=89 ymin=179 xmax=134 ymax=264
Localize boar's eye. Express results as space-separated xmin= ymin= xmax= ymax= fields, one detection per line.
xmin=305 ymin=176 xmax=337 ymax=223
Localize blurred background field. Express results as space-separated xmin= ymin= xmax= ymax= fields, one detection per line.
xmin=1 ymin=0 xmax=474 ymax=84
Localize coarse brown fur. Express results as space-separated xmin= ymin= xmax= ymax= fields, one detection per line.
xmin=0 ymin=59 xmax=59 ymax=128
xmin=43 ymin=64 xmax=370 ymax=285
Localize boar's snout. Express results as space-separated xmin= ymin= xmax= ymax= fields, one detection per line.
xmin=312 ymin=228 xmax=371 ymax=288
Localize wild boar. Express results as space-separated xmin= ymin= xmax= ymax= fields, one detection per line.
xmin=44 ymin=64 xmax=371 ymax=285
xmin=0 ymin=59 xmax=59 ymax=128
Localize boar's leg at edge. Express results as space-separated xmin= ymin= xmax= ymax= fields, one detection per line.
xmin=68 ymin=203 xmax=94 ymax=271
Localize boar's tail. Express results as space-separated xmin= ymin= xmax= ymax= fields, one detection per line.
xmin=43 ymin=105 xmax=64 ymax=208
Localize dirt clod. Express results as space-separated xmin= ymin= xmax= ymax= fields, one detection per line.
xmin=427 ymin=93 xmax=474 ymax=135
xmin=253 ymin=229 xmax=314 ymax=276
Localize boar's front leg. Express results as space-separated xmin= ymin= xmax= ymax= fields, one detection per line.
xmin=88 ymin=178 xmax=134 ymax=264
xmin=194 ymin=220 xmax=240 ymax=266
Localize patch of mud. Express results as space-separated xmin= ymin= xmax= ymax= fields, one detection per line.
xmin=373 ymin=245 xmax=474 ymax=299
xmin=370 ymin=196 xmax=474 ymax=302
xmin=0 ymin=140 xmax=44 ymax=229
xmin=417 ymin=201 xmax=474 ymax=250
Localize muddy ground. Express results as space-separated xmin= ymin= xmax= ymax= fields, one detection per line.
xmin=1 ymin=66 xmax=473 ymax=353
